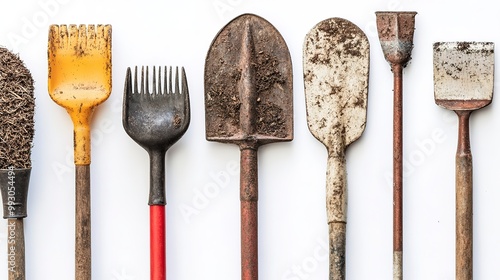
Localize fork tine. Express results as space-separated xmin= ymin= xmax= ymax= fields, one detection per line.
xmin=145 ymin=66 xmax=150 ymax=94
xmin=78 ymin=24 xmax=87 ymax=52
xmin=140 ymin=66 xmax=145 ymax=94
xmin=134 ymin=66 xmax=138 ymax=94
xmin=48 ymin=25 xmax=60 ymax=50
xmin=59 ymin=25 xmax=68 ymax=49
xmin=157 ymin=66 xmax=162 ymax=94
xmin=69 ymin=24 xmax=78 ymax=50
xmin=174 ymin=67 xmax=180 ymax=95
xmin=152 ymin=66 xmax=157 ymax=95
xmin=87 ymin=25 xmax=96 ymax=49
xmin=163 ymin=66 xmax=168 ymax=94
xmin=181 ymin=67 xmax=190 ymax=115
xmin=168 ymin=66 xmax=173 ymax=94
xmin=181 ymin=67 xmax=189 ymax=97
xmin=124 ymin=67 xmax=132 ymax=99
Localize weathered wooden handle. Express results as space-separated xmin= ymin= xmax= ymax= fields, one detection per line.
xmin=7 ymin=219 xmax=25 ymax=280
xmin=455 ymin=111 xmax=472 ymax=280
xmin=326 ymin=154 xmax=347 ymax=280
xmin=75 ymin=164 xmax=91 ymax=280
xmin=240 ymin=148 xmax=258 ymax=280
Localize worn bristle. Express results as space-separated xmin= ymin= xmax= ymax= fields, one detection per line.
xmin=0 ymin=47 xmax=35 ymax=169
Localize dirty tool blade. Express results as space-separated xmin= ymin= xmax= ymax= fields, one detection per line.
xmin=205 ymin=13 xmax=293 ymax=147
xmin=434 ymin=42 xmax=494 ymax=110
xmin=303 ymin=17 xmax=369 ymax=280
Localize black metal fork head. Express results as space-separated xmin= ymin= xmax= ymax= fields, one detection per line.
xmin=123 ymin=65 xmax=190 ymax=153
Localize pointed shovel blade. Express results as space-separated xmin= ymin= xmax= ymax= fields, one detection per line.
xmin=205 ymin=13 xmax=293 ymax=147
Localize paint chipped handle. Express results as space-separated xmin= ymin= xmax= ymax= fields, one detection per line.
xmin=70 ymin=107 xmax=94 ymax=165
xmin=455 ymin=110 xmax=472 ymax=280
xmin=326 ymin=154 xmax=347 ymax=280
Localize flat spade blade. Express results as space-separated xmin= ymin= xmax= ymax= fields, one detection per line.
xmin=303 ymin=18 xmax=369 ymax=280
xmin=205 ymin=13 xmax=293 ymax=147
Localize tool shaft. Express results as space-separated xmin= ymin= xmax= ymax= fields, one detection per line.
xmin=455 ymin=111 xmax=473 ymax=280
xmin=392 ymin=63 xmax=403 ymax=280
xmin=75 ymin=164 xmax=91 ymax=280
xmin=7 ymin=219 xmax=25 ymax=280
xmin=150 ymin=205 xmax=166 ymax=280
xmin=240 ymin=148 xmax=258 ymax=280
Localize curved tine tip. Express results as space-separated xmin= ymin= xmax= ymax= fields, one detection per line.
xmin=124 ymin=67 xmax=132 ymax=97
xmin=181 ymin=67 xmax=189 ymax=96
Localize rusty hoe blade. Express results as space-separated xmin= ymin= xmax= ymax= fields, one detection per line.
xmin=376 ymin=11 xmax=416 ymax=280
xmin=433 ymin=42 xmax=494 ymax=280
xmin=205 ymin=13 xmax=293 ymax=280
xmin=303 ymin=18 xmax=369 ymax=280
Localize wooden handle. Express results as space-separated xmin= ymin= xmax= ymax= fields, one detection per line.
xmin=326 ymin=153 xmax=347 ymax=280
xmin=240 ymin=148 xmax=258 ymax=280
xmin=75 ymin=164 xmax=91 ymax=280
xmin=455 ymin=111 xmax=472 ymax=280
xmin=7 ymin=219 xmax=25 ymax=280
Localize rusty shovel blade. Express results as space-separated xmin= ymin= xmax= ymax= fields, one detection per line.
xmin=303 ymin=18 xmax=369 ymax=280
xmin=205 ymin=13 xmax=293 ymax=280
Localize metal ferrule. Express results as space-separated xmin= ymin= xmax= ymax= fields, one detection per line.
xmin=0 ymin=168 xmax=31 ymax=219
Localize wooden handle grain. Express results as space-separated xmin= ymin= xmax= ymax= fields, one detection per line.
xmin=75 ymin=164 xmax=91 ymax=280
xmin=455 ymin=111 xmax=472 ymax=280
xmin=7 ymin=219 xmax=25 ymax=280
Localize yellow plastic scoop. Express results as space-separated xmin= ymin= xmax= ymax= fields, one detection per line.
xmin=48 ymin=24 xmax=111 ymax=280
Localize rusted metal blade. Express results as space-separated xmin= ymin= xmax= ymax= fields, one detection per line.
xmin=205 ymin=13 xmax=293 ymax=148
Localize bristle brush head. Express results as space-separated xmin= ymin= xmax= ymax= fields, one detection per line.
xmin=0 ymin=47 xmax=35 ymax=169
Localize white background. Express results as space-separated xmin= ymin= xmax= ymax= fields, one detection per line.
xmin=1 ymin=0 xmax=500 ymax=279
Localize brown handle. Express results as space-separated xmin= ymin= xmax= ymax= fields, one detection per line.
xmin=455 ymin=111 xmax=472 ymax=280
xmin=240 ymin=148 xmax=258 ymax=280
xmin=7 ymin=219 xmax=25 ymax=280
xmin=392 ymin=63 xmax=404 ymax=280
xmin=75 ymin=164 xmax=91 ymax=280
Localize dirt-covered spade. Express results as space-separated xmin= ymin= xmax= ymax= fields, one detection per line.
xmin=205 ymin=13 xmax=293 ymax=280
xmin=303 ymin=18 xmax=369 ymax=280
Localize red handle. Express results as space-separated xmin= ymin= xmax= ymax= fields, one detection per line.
xmin=150 ymin=205 xmax=166 ymax=280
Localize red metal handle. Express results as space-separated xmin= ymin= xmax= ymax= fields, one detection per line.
xmin=240 ymin=148 xmax=258 ymax=280
xmin=150 ymin=205 xmax=166 ymax=280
